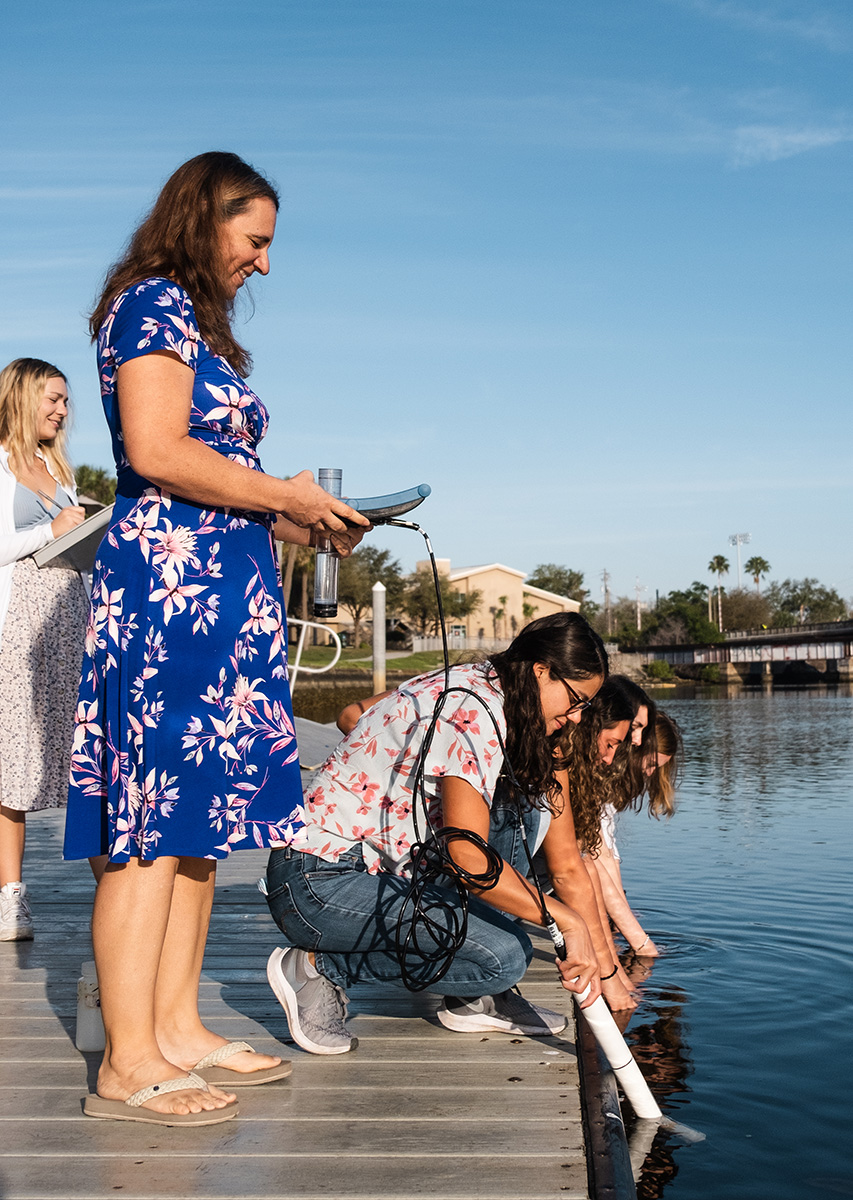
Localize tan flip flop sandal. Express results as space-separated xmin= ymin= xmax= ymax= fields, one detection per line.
xmin=193 ymin=1040 xmax=293 ymax=1086
xmin=83 ymin=1071 xmax=239 ymax=1125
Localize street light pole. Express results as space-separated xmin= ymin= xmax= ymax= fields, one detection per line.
xmin=728 ymin=532 xmax=751 ymax=589
xmin=634 ymin=577 xmax=647 ymax=631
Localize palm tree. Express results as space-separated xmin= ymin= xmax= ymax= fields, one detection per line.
xmin=744 ymin=555 xmax=771 ymax=596
xmin=708 ymin=555 xmax=729 ymax=632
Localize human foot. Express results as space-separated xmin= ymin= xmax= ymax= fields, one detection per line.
xmin=0 ymin=882 xmax=33 ymax=941
xmin=437 ymin=989 xmax=567 ymax=1035
xmin=84 ymin=1071 xmax=238 ymax=1125
xmin=193 ymin=1040 xmax=292 ymax=1087
xmin=267 ymin=946 xmax=357 ymax=1055
xmin=159 ymin=1028 xmax=286 ymax=1080
xmin=95 ymin=1055 xmax=236 ymax=1119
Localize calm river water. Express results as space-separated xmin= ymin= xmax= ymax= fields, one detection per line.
xmin=616 ymin=688 xmax=853 ymax=1199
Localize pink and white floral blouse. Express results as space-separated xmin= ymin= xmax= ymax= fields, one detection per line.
xmin=287 ymin=663 xmax=506 ymax=876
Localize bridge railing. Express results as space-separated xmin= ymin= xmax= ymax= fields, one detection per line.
xmin=725 ymin=619 xmax=853 ymax=641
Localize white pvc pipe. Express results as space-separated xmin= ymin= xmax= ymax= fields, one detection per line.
xmin=579 ymin=995 xmax=662 ymax=1119
xmin=574 ymin=983 xmax=706 ymax=1141
xmin=571 ymin=980 xmax=662 ymax=1121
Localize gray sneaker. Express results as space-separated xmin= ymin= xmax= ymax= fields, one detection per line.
xmin=266 ymin=947 xmax=357 ymax=1055
xmin=0 ymin=883 xmax=33 ymax=942
xmin=437 ymin=988 xmax=567 ymax=1035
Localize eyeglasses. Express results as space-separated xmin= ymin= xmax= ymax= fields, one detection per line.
xmin=558 ymin=678 xmax=592 ymax=715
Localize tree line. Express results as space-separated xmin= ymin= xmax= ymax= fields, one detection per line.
xmin=76 ymin=467 xmax=848 ymax=648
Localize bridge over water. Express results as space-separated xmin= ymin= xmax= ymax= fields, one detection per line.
xmin=644 ymin=619 xmax=853 ymax=683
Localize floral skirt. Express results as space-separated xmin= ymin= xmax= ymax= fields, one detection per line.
xmin=63 ymin=487 xmax=305 ymax=862
xmin=0 ymin=557 xmax=88 ymax=812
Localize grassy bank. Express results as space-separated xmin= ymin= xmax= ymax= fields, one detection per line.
xmin=292 ymin=647 xmax=476 ymax=675
xmin=288 ymin=649 xmax=478 ymax=724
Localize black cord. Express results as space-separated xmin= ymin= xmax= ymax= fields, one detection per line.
xmin=385 ymin=520 xmax=563 ymax=990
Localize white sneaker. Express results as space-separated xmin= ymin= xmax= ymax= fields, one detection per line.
xmin=0 ymin=883 xmax=33 ymax=941
xmin=267 ymin=947 xmax=357 ymax=1055
xmin=437 ymin=988 xmax=567 ymax=1035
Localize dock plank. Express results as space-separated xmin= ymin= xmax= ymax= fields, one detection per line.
xmin=1 ymin=807 xmax=590 ymax=1199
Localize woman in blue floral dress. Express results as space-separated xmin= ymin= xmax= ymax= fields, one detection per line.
xmin=64 ymin=152 xmax=368 ymax=1125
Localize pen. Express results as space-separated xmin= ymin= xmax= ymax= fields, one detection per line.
xmin=37 ymin=489 xmax=59 ymax=510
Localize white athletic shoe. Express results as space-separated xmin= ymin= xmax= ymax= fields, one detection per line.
xmin=0 ymin=882 xmax=33 ymax=941
xmin=437 ymin=988 xmax=567 ymax=1035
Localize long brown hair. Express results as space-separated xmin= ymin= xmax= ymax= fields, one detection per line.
xmin=559 ymin=677 xmax=635 ymax=854
xmin=0 ymin=358 xmax=74 ymax=487
xmin=489 ymin=611 xmax=608 ymax=813
xmin=608 ymin=710 xmax=682 ymax=819
xmin=645 ymin=712 xmax=681 ymax=818
xmin=90 ymin=151 xmax=279 ymax=376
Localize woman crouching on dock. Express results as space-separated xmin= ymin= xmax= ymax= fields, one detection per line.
xmin=264 ymin=612 xmax=607 ymax=1054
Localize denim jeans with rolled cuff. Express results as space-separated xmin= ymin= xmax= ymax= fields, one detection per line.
xmin=264 ymin=801 xmax=546 ymax=999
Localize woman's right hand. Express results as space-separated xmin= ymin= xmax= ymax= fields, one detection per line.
xmin=279 ymin=470 xmax=370 ymax=536
xmin=550 ymin=905 xmax=601 ymax=1007
xmin=51 ymin=506 xmax=86 ymax=538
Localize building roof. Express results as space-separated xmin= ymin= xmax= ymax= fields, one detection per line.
xmin=449 ymin=563 xmax=527 ymax=582
xmin=523 ymin=582 xmax=581 ymax=609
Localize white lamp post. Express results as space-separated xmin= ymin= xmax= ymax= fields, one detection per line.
xmin=728 ymin=532 xmax=751 ymax=589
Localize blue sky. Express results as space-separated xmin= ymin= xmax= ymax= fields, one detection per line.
xmin=2 ymin=0 xmax=851 ymax=606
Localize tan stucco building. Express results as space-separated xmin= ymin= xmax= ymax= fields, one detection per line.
xmin=422 ymin=559 xmax=581 ymax=641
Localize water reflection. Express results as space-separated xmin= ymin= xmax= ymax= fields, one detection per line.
xmin=606 ymin=691 xmax=853 ymax=1199
xmin=615 ymin=954 xmax=697 ymax=1196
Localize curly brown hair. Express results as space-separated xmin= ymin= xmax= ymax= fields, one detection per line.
xmin=557 ymin=678 xmax=634 ymax=853
xmin=90 ymin=152 xmax=279 ymax=376
xmin=488 ymin=611 xmax=608 ymax=813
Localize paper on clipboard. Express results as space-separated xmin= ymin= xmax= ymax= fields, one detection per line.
xmin=32 ymin=504 xmax=114 ymax=574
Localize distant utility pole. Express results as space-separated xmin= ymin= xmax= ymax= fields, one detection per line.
xmin=634 ymin=577 xmax=647 ymax=631
xmin=601 ymin=568 xmax=612 ymax=637
xmin=728 ymin=532 xmax=751 ymax=589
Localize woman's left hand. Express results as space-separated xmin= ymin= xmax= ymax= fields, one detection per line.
xmin=328 ymin=522 xmax=372 ymax=558
xmin=601 ymin=973 xmax=638 ymax=1011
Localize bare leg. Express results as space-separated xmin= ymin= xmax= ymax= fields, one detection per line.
xmin=92 ymin=857 xmax=234 ymax=1116
xmin=155 ymin=857 xmax=281 ymax=1076
xmin=0 ymin=805 xmax=26 ymax=887
xmin=88 ymin=854 xmax=109 ymax=884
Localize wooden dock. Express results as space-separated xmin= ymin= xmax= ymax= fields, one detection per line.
xmin=0 ymin=720 xmax=614 ymax=1200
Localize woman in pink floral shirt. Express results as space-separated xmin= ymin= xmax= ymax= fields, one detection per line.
xmin=265 ymin=612 xmax=609 ymax=1054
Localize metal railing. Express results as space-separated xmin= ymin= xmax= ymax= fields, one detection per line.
xmin=286 ymin=618 xmax=342 ymax=691
xmin=411 ymin=635 xmax=511 ymax=653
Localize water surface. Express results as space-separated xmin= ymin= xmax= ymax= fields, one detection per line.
xmin=615 ymin=691 xmax=853 ymax=1198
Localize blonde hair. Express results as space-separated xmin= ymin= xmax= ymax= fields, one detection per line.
xmin=645 ymin=712 xmax=682 ymax=819
xmin=0 ymin=358 xmax=74 ymax=488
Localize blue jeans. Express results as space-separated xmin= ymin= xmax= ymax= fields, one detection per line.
xmin=265 ymin=802 xmax=544 ymax=998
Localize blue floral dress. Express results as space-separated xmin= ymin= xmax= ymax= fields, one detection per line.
xmin=64 ymin=278 xmax=304 ymax=861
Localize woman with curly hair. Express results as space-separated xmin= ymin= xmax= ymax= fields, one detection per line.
xmin=264 ymin=612 xmax=608 ymax=1054
xmin=536 ymin=677 xmax=638 ymax=1006
xmin=591 ymin=711 xmax=683 ymax=958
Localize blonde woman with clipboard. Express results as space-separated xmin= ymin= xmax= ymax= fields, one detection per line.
xmin=0 ymin=357 xmax=88 ymax=940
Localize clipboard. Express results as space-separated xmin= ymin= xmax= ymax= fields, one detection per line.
xmin=33 ymin=504 xmax=114 ymax=574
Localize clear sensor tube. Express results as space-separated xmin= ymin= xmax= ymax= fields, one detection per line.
xmin=313 ymin=468 xmax=342 ymax=618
